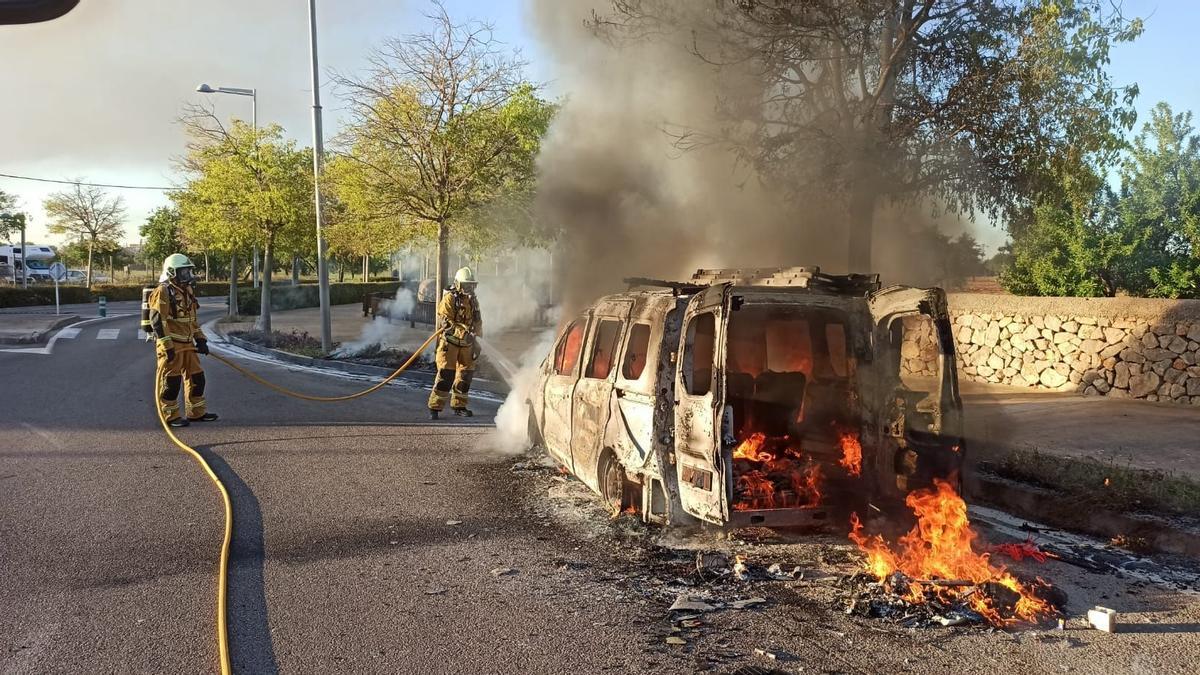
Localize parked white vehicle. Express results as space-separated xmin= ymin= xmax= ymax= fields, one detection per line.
xmin=0 ymin=244 xmax=57 ymax=284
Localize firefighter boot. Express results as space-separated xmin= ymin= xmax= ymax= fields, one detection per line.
xmin=430 ymin=409 xmax=440 ymax=420
xmin=453 ymin=407 xmax=473 ymax=417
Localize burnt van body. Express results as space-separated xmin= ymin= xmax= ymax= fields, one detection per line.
xmin=527 ymin=267 xmax=963 ymax=528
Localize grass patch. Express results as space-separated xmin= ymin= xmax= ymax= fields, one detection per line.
xmin=331 ymin=343 xmax=433 ymax=371
xmin=229 ymin=329 xmax=326 ymax=358
xmin=992 ymin=448 xmax=1200 ymax=517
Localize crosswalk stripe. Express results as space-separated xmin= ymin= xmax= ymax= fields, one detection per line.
xmin=96 ymin=328 xmax=120 ymax=340
xmin=58 ymin=328 xmax=81 ymax=339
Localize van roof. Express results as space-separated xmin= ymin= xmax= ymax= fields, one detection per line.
xmin=625 ymin=266 xmax=881 ymax=297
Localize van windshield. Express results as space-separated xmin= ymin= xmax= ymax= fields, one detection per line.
xmin=25 ymin=260 xmax=50 ymax=270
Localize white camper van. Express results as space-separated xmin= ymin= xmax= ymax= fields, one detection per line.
xmin=0 ymin=244 xmax=57 ymax=284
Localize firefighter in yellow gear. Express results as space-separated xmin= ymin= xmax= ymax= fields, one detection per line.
xmin=428 ymin=266 xmax=483 ymax=419
xmin=150 ymin=254 xmax=218 ymax=427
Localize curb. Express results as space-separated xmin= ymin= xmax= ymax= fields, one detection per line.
xmin=965 ymin=468 xmax=1200 ymax=559
xmin=0 ymin=314 xmax=82 ymax=344
xmin=209 ymin=323 xmax=509 ymax=397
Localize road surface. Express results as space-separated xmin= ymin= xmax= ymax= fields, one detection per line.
xmin=3 ymin=310 xmax=1199 ymax=674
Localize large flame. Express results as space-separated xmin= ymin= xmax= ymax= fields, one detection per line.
xmin=731 ymin=433 xmax=822 ymax=510
xmin=849 ymin=479 xmax=1056 ymax=626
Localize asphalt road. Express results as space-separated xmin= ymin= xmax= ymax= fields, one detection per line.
xmin=3 ymin=310 xmax=1199 ymax=674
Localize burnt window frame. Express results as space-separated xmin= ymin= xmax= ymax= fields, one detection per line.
xmin=553 ymin=318 xmax=587 ymax=377
xmin=584 ymin=318 xmax=625 ymax=380
xmin=682 ymin=312 xmax=717 ymax=396
xmin=619 ymin=322 xmax=653 ymax=383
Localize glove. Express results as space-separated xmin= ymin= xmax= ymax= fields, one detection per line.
xmin=165 ymin=347 xmax=176 ymax=362
xmin=195 ymin=339 xmax=209 ymax=355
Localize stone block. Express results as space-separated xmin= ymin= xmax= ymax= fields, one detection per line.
xmin=1078 ymin=338 xmax=1104 ymax=354
xmin=1144 ymin=348 xmax=1175 ymax=362
xmin=1100 ymin=343 xmax=1124 ymax=359
xmin=1039 ymin=367 xmax=1068 ymax=388
xmin=984 ymin=323 xmax=1001 ymax=347
xmin=1142 ymin=332 xmax=1160 ymax=349
xmin=1151 ymin=360 xmax=1171 ymax=377
xmin=1022 ymin=325 xmax=1041 ymax=341
xmin=987 ymin=354 xmax=1005 ymax=370
xmin=1045 ymin=315 xmax=1063 ymax=331
xmin=1165 ymin=368 xmax=1186 ymax=384
xmin=977 ymin=365 xmax=995 ymax=378
xmin=1053 ymin=332 xmax=1073 ymax=344
xmin=1114 ymin=362 xmax=1131 ymax=389
xmin=1078 ymin=316 xmax=1097 ymax=326
xmin=1102 ymin=356 xmax=1117 ymax=370
xmin=1170 ymin=383 xmax=1187 ymax=399
xmin=1083 ymin=385 xmax=1099 ymax=396
xmin=1103 ymin=327 xmax=1126 ymax=344
xmin=1119 ymin=347 xmax=1146 ymax=363
xmin=1167 ymin=335 xmax=1189 ymax=354
xmin=1032 ymin=315 xmax=1045 ymax=329
xmin=1188 ymin=323 xmax=1200 ymax=342
xmin=1175 ymin=358 xmax=1189 ymax=371
xmin=1035 ymin=338 xmax=1049 ymax=350
xmin=1128 ymin=371 xmax=1161 ymax=398
xmin=1041 ymin=328 xmax=1054 ymax=341
xmin=1062 ymin=320 xmax=1079 ymax=333
xmin=1187 ymin=378 xmax=1200 ymax=397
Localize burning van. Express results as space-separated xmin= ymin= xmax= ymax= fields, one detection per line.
xmin=527 ymin=267 xmax=964 ymax=528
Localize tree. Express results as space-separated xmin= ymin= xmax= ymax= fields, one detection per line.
xmin=1117 ymin=102 xmax=1200 ymax=298
xmin=175 ymin=107 xmax=314 ymax=330
xmin=0 ymin=189 xmax=20 ymax=241
xmin=1001 ymin=189 xmax=1135 ymax=296
xmin=43 ymin=183 xmax=126 ymax=288
xmin=597 ymin=0 xmax=1142 ymax=270
xmin=139 ymin=206 xmax=186 ymax=272
xmin=332 ymin=3 xmax=555 ymax=293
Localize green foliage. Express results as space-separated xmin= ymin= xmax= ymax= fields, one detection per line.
xmin=235 ymin=281 xmax=404 ymax=315
xmin=0 ymin=282 xmax=230 ymax=308
xmin=1003 ymin=102 xmax=1200 ymax=298
xmin=0 ymin=199 xmax=27 ymax=242
xmin=139 ymin=206 xmax=186 ymax=268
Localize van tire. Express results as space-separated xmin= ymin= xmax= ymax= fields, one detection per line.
xmin=598 ymin=451 xmax=625 ymax=512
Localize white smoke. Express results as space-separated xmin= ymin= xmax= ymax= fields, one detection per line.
xmin=332 ymin=288 xmax=417 ymax=357
xmin=479 ymin=328 xmax=558 ymax=456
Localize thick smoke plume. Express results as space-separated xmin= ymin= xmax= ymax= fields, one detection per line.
xmin=530 ymin=1 xmax=982 ymax=313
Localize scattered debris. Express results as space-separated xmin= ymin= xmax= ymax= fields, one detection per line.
xmin=730 ymin=597 xmax=768 ymax=610
xmin=491 ymin=567 xmax=518 ymax=577
xmin=992 ymin=538 xmax=1056 ymax=563
xmin=733 ymin=555 xmax=750 ymax=581
xmin=446 ymin=520 xmax=463 ymax=526
xmin=424 ymin=588 xmax=446 ymax=595
xmin=1087 ymin=606 xmax=1117 ymax=633
xmin=766 ymin=563 xmax=803 ymax=580
xmin=669 ymin=595 xmax=718 ymax=613
xmin=665 ymin=636 xmax=687 ymax=646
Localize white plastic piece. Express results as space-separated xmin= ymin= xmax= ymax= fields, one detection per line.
xmin=1087 ymin=606 xmax=1117 ymax=633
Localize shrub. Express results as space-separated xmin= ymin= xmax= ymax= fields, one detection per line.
xmin=0 ymin=282 xmax=233 ymax=308
xmin=236 ymin=281 xmax=412 ymax=315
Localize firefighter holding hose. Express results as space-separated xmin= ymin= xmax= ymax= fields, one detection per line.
xmin=150 ymin=254 xmax=218 ymax=427
xmin=428 ymin=267 xmax=483 ymax=419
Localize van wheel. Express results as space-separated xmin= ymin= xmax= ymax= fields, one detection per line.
xmin=598 ymin=452 xmax=625 ymax=512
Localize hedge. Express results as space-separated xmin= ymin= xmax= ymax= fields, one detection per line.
xmin=236 ymin=281 xmax=411 ymax=315
xmin=0 ymin=282 xmax=235 ymax=308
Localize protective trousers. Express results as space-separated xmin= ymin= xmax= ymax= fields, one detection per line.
xmin=428 ymin=338 xmax=476 ymax=411
xmin=157 ymin=344 xmax=207 ymax=421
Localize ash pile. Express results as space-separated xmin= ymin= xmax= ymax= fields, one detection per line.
xmin=841 ymin=569 xmax=1067 ymax=629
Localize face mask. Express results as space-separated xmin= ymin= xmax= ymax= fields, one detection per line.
xmin=176 ymin=267 xmax=195 ymax=285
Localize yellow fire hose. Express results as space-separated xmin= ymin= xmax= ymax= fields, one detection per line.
xmin=154 ymin=329 xmax=442 ymax=673
xmin=207 ymin=329 xmax=442 ymax=401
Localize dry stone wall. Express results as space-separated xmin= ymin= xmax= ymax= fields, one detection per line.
xmin=900 ymin=294 xmax=1200 ymax=405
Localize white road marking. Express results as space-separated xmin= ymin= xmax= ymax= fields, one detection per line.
xmin=96 ymin=328 xmax=120 ymax=340
xmin=57 ymin=328 xmax=80 ymax=339
xmin=20 ymin=422 xmax=65 ymax=448
xmin=0 ymin=315 xmax=134 ymax=355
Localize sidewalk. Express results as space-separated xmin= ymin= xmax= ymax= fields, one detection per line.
xmin=223 ymin=303 xmax=544 ymax=367
xmin=962 ymin=380 xmax=1200 ymax=481
xmin=0 ymin=314 xmax=80 ymax=344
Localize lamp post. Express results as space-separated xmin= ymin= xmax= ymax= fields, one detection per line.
xmin=196 ymin=83 xmax=258 ymax=316
xmin=308 ymin=0 xmax=333 ymax=353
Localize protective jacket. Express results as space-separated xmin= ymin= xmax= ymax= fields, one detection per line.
xmin=438 ymin=289 xmax=482 ymax=347
xmin=148 ymin=281 xmax=203 ymax=349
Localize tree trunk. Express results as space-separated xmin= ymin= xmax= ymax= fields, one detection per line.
xmin=436 ymin=221 xmax=450 ymax=297
xmin=258 ymin=242 xmax=273 ymax=333
xmin=337 ymin=259 xmax=345 ymax=283
xmin=362 ymin=254 xmax=369 ymax=282
xmin=204 ymin=252 xmax=210 ymax=282
xmin=292 ymin=254 xmax=301 ymax=286
xmin=228 ymin=252 xmax=239 ymax=318
xmin=85 ymin=240 xmax=94 ymax=290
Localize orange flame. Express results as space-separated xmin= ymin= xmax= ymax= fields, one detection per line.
xmin=839 ymin=432 xmax=863 ymax=477
xmin=848 ymin=479 xmax=1056 ymax=626
xmin=732 ymin=433 xmax=822 ymax=510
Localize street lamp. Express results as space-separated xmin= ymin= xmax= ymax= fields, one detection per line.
xmin=308 ymin=0 xmax=333 ymax=353
xmin=196 ymin=83 xmax=262 ymax=297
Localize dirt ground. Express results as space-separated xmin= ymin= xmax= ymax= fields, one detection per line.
xmin=505 ymin=451 xmax=1200 ymax=674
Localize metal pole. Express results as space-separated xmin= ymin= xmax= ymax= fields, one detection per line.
xmin=19 ymin=223 xmax=26 ymax=289
xmin=309 ymin=0 xmax=333 ymax=353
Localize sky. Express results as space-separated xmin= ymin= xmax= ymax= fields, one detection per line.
xmin=0 ymin=0 xmax=1195 ymax=254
